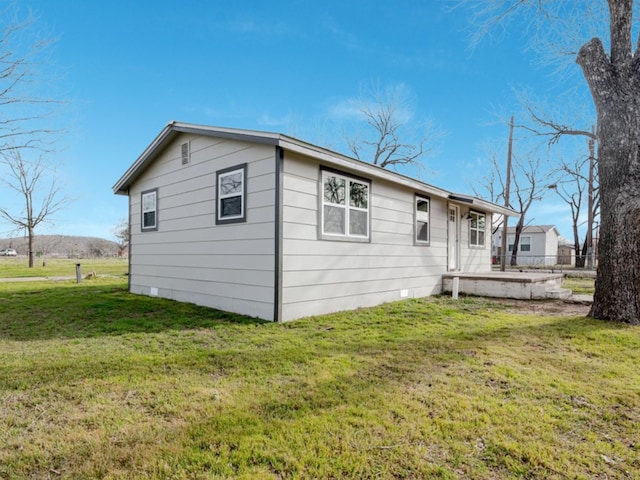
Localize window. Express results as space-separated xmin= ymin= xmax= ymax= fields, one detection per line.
xmin=415 ymin=196 xmax=430 ymax=244
xmin=508 ymin=235 xmax=530 ymax=252
xmin=321 ymin=170 xmax=369 ymax=240
xmin=469 ymin=211 xmax=486 ymax=247
xmin=217 ymin=164 xmax=247 ymax=224
xmin=141 ymin=189 xmax=158 ymax=231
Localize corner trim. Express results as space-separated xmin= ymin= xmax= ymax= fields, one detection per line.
xmin=127 ymin=189 xmax=132 ymax=292
xmin=274 ymin=146 xmax=284 ymax=322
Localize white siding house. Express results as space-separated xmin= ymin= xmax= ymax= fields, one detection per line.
xmin=114 ymin=122 xmax=517 ymax=321
xmin=493 ymin=225 xmax=561 ymax=267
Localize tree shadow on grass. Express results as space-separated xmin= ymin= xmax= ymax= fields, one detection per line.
xmin=0 ymin=280 xmax=265 ymax=341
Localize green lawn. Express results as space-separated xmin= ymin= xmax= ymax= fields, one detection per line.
xmin=0 ymin=277 xmax=638 ymax=479
xmin=563 ymin=275 xmax=596 ymax=295
xmin=0 ymin=257 xmax=128 ymax=278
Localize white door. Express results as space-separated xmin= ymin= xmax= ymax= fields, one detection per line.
xmin=448 ymin=205 xmax=459 ymax=271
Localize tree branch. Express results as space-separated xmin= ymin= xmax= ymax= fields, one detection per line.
xmin=608 ymin=0 xmax=633 ymax=67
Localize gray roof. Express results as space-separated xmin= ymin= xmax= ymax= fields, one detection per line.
xmin=506 ymin=225 xmax=559 ymax=235
xmin=113 ymin=121 xmax=519 ymax=217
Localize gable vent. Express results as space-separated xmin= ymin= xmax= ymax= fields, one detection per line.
xmin=181 ymin=142 xmax=190 ymax=165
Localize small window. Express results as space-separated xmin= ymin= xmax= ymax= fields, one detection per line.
xmin=321 ymin=170 xmax=369 ymax=240
xmin=520 ymin=236 xmax=531 ymax=252
xmin=469 ymin=211 xmax=486 ymax=247
xmin=415 ymin=196 xmax=430 ymax=244
xmin=217 ymin=164 xmax=247 ymax=224
xmin=141 ymin=189 xmax=158 ymax=231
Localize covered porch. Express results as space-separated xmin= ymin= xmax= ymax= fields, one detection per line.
xmin=442 ymin=271 xmax=571 ymax=300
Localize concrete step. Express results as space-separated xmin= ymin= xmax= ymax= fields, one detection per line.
xmin=545 ymin=287 xmax=573 ymax=299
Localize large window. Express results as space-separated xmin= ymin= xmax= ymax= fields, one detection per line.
xmin=141 ymin=189 xmax=158 ymax=231
xmin=217 ymin=164 xmax=247 ymax=224
xmin=415 ymin=195 xmax=430 ymax=244
xmin=321 ymin=170 xmax=369 ymax=240
xmin=469 ymin=211 xmax=486 ymax=247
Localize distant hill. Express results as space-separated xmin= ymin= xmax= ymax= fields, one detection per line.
xmin=0 ymin=235 xmax=121 ymax=258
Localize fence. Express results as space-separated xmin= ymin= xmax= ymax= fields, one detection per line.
xmin=492 ymin=254 xmax=598 ymax=271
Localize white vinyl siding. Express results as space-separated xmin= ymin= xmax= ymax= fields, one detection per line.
xmin=128 ymin=135 xmax=276 ymax=320
xmin=280 ymin=153 xmax=448 ymax=321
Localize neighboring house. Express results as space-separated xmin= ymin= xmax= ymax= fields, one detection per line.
xmin=557 ymin=238 xmax=575 ymax=266
xmin=493 ymin=225 xmax=561 ymax=266
xmin=113 ymin=121 xmax=517 ymax=322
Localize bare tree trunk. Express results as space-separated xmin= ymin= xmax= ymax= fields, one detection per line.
xmin=510 ymin=218 xmax=524 ymax=266
xmin=578 ymin=14 xmax=640 ymax=322
xmin=28 ymin=225 xmax=34 ymax=268
xmin=575 ymin=223 xmax=586 ymax=268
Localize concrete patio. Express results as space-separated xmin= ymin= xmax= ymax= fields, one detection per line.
xmin=442 ymin=271 xmax=572 ymax=300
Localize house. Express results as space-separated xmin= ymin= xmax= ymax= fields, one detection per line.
xmin=557 ymin=239 xmax=575 ymax=266
xmin=113 ymin=122 xmax=517 ymax=322
xmin=493 ymin=225 xmax=561 ymax=267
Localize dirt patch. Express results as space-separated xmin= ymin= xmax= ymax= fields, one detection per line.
xmin=488 ymin=298 xmax=592 ymax=317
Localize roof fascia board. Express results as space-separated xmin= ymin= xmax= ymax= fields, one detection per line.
xmin=113 ymin=122 xmax=520 ymax=218
xmin=171 ymin=122 xmax=280 ymax=146
xmin=113 ymin=122 xmax=281 ymax=195
xmin=278 ymin=137 xmax=518 ymax=216
xmin=278 ymin=137 xmax=453 ymax=200
xmin=113 ymin=123 xmax=175 ymax=195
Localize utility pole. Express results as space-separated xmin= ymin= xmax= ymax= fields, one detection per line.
xmin=586 ymin=126 xmax=595 ymax=269
xmin=500 ymin=116 xmax=514 ymax=272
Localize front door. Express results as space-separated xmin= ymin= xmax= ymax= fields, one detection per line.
xmin=448 ymin=205 xmax=459 ymax=271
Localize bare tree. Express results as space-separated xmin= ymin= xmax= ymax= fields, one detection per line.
xmin=0 ymin=150 xmax=69 ymax=267
xmin=0 ymin=6 xmax=62 ymax=154
xmin=511 ymin=92 xmax=601 ymax=269
xmin=471 ymin=151 xmax=506 ymax=236
xmin=345 ymin=83 xmax=437 ymax=170
xmin=507 ymin=154 xmax=549 ymax=265
xmin=461 ymin=0 xmax=640 ymax=324
xmin=549 ymin=144 xmax=600 ymax=268
xmin=112 ymin=219 xmax=129 ymax=257
xmin=473 ymin=149 xmax=549 ymax=265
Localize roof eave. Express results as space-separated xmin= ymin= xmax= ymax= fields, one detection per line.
xmin=114 ymin=122 xmax=519 ymax=218
xmin=112 ymin=121 xmax=281 ymax=195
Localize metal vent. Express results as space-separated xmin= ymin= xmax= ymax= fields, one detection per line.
xmin=181 ymin=142 xmax=190 ymax=165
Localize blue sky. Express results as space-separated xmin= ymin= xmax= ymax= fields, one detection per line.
xmin=0 ymin=0 xmax=594 ymax=241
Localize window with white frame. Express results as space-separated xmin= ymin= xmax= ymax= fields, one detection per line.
xmin=321 ymin=170 xmax=369 ymax=240
xmin=469 ymin=211 xmax=486 ymax=247
xmin=141 ymin=189 xmax=158 ymax=231
xmin=520 ymin=236 xmax=531 ymax=252
xmin=415 ymin=196 xmax=430 ymax=244
xmin=217 ymin=164 xmax=247 ymax=224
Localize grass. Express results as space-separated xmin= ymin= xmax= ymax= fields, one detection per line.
xmin=0 ymin=257 xmax=128 ymax=278
xmin=564 ymin=276 xmax=596 ymax=295
xmin=0 ymin=277 xmax=638 ymax=479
